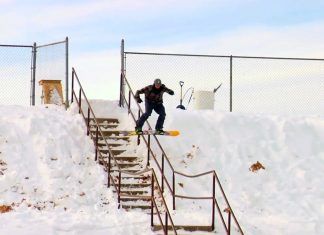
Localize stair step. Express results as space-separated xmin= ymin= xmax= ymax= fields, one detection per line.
xmin=101 ymin=155 xmax=139 ymax=163
xmin=113 ymin=156 xmax=139 ymax=161
xmin=91 ymin=129 xmax=122 ymax=137
xmin=114 ymin=190 xmax=149 ymax=195
xmin=97 ymin=142 xmax=124 ymax=147
xmin=113 ymin=183 xmax=151 ymax=188
xmin=89 ymin=123 xmax=119 ymax=129
xmin=153 ymin=225 xmax=213 ymax=232
xmin=99 ymin=149 xmax=127 ymax=155
xmin=111 ymin=162 xmax=140 ymax=168
xmin=121 ymin=204 xmax=151 ymax=210
xmin=108 ymin=169 xmax=144 ymax=174
xmin=86 ymin=118 xmax=119 ymax=124
xmin=120 ymin=197 xmax=151 ymax=202
xmin=120 ymin=175 xmax=151 ymax=180
xmin=105 ymin=136 xmax=130 ymax=141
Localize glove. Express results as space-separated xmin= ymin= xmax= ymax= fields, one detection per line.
xmin=136 ymin=97 xmax=143 ymax=103
xmin=169 ymin=90 xmax=174 ymax=95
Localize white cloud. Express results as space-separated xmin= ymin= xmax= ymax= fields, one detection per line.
xmin=138 ymin=21 xmax=324 ymax=58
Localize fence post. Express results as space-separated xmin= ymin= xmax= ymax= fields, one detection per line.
xmin=31 ymin=42 xmax=37 ymax=106
xmin=128 ymin=90 xmax=131 ymax=114
xmin=230 ymin=55 xmax=233 ymax=112
xmin=119 ymin=39 xmax=125 ymax=107
xmin=65 ymin=37 xmax=69 ymax=109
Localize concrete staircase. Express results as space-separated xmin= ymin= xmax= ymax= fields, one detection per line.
xmin=87 ymin=117 xmax=152 ymax=211
xmin=87 ymin=117 xmax=216 ymax=234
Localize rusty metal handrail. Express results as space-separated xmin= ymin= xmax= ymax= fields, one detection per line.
xmin=71 ymin=68 xmax=177 ymax=235
xmin=121 ymin=72 xmax=244 ymax=234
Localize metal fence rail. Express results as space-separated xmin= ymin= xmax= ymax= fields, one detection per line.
xmin=0 ymin=44 xmax=33 ymax=105
xmin=0 ymin=38 xmax=69 ymax=107
xmin=121 ymin=40 xmax=324 ymax=116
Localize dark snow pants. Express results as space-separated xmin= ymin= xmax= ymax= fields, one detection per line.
xmin=136 ymin=101 xmax=166 ymax=130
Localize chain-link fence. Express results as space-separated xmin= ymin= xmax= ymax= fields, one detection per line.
xmin=0 ymin=38 xmax=68 ymax=106
xmin=0 ymin=45 xmax=33 ymax=105
xmin=36 ymin=39 xmax=69 ymax=106
xmin=122 ymin=50 xmax=324 ymax=116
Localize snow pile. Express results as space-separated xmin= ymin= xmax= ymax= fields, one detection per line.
xmin=0 ymin=104 xmax=153 ymax=235
xmin=0 ymin=100 xmax=323 ymax=235
xmin=157 ymin=109 xmax=324 ymax=235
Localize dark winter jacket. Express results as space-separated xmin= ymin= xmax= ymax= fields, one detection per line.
xmin=135 ymin=84 xmax=174 ymax=104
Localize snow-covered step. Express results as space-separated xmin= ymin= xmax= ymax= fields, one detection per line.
xmin=89 ymin=123 xmax=119 ymax=130
xmin=153 ymin=225 xmax=213 ymax=233
xmin=99 ymin=148 xmax=127 ymax=155
xmin=86 ymin=117 xmax=119 ymax=124
xmin=115 ymin=189 xmax=150 ymax=195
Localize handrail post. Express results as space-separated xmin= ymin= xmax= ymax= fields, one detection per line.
xmin=95 ymin=126 xmax=98 ymax=161
xmin=165 ymin=212 xmax=168 ymax=235
xmin=161 ymin=153 xmax=165 ymax=193
xmin=108 ymin=151 xmax=111 ymax=187
xmin=228 ymin=211 xmax=231 ymax=235
xmin=87 ymin=108 xmax=90 ymax=136
xmin=172 ymin=172 xmax=175 ymax=210
xmin=137 ymin=110 xmax=141 ymax=145
xmin=78 ymin=88 xmax=82 ymax=113
xmin=128 ymin=90 xmax=131 ymax=114
xmin=212 ymin=173 xmax=216 ymax=231
xmin=71 ymin=69 xmax=74 ymax=103
xmin=151 ymin=173 xmax=154 ymax=227
xmin=118 ymin=171 xmax=121 ymax=208
xmin=147 ymin=135 xmax=151 ymax=167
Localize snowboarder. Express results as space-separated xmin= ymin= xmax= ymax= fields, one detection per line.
xmin=134 ymin=78 xmax=174 ymax=135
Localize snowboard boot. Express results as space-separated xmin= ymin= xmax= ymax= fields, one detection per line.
xmin=155 ymin=129 xmax=165 ymax=135
xmin=135 ymin=127 xmax=143 ymax=135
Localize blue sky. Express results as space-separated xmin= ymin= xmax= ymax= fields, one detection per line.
xmin=2 ymin=0 xmax=324 ymax=52
xmin=1 ymin=0 xmax=324 ymax=99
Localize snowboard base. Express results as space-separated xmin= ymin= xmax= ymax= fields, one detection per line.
xmin=120 ymin=130 xmax=180 ymax=136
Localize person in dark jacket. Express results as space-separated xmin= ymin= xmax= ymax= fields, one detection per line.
xmin=134 ymin=78 xmax=174 ymax=134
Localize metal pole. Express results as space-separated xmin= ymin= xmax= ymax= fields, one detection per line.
xmin=31 ymin=42 xmax=37 ymax=106
xmin=120 ymin=39 xmax=125 ymax=107
xmin=212 ymin=174 xmax=216 ymax=231
xmin=87 ymin=108 xmax=90 ymax=136
xmin=95 ymin=126 xmax=98 ymax=161
xmin=71 ymin=69 xmax=74 ymax=103
xmin=161 ymin=153 xmax=165 ymax=193
xmin=173 ymin=172 xmax=175 ymax=210
xmin=147 ymin=135 xmax=151 ymax=166
xmin=230 ymin=55 xmax=233 ymax=112
xmin=151 ymin=173 xmax=154 ymax=227
xmin=65 ymin=37 xmax=69 ymax=109
xmin=78 ymin=89 xmax=82 ymax=113
xmin=118 ymin=171 xmax=121 ymax=207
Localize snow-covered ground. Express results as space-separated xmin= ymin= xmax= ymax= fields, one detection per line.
xmin=0 ymin=101 xmax=323 ymax=235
